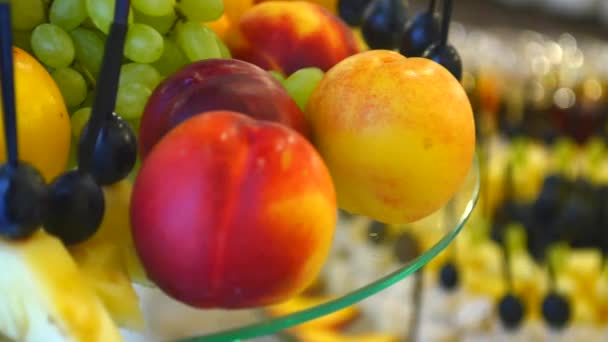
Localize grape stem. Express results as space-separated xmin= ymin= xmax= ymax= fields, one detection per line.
xmin=0 ymin=2 xmax=18 ymax=167
xmin=82 ymin=0 xmax=130 ymax=169
xmin=440 ymin=0 xmax=452 ymax=48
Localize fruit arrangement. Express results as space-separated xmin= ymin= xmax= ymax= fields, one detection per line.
xmin=269 ymin=24 xmax=608 ymax=341
xmin=1 ymin=0 xmax=477 ymax=340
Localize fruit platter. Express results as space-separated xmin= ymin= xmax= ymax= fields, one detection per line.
xmin=285 ymin=17 xmax=608 ymax=342
xmin=0 ymin=0 xmax=480 ymax=341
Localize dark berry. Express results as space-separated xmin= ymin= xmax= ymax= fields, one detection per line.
xmin=439 ymin=262 xmax=459 ymax=291
xmin=338 ymin=0 xmax=373 ymax=26
xmin=367 ymin=220 xmax=387 ymax=245
xmin=532 ymin=175 xmax=564 ymax=222
xmin=422 ymin=43 xmax=462 ymax=81
xmin=498 ymin=293 xmax=525 ymax=330
xmin=542 ymin=292 xmax=571 ymax=329
xmin=361 ymin=0 xmax=408 ymax=50
xmin=43 ymin=170 xmax=105 ymax=245
xmin=399 ymin=11 xmax=440 ymax=57
xmin=393 ymin=231 xmax=419 ymax=263
xmin=78 ymin=113 xmax=137 ymax=186
xmin=0 ymin=163 xmax=47 ymax=239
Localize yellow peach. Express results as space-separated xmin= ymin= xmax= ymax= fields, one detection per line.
xmin=307 ymin=50 xmax=476 ymax=223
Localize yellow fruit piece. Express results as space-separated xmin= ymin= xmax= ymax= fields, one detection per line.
xmin=81 ymin=180 xmax=149 ymax=285
xmin=205 ymin=14 xmax=232 ymax=41
xmin=352 ymin=28 xmax=369 ymax=51
xmin=224 ymin=0 xmax=255 ymax=22
xmin=307 ymin=51 xmax=475 ymax=224
xmin=267 ymin=296 xmax=358 ymax=331
xmin=0 ymin=47 xmax=71 ymax=181
xmin=294 ymin=330 xmax=398 ymax=342
xmin=70 ymin=242 xmax=143 ymax=329
xmin=573 ymin=298 xmax=598 ymax=324
xmin=0 ymin=231 xmax=122 ymax=341
xmin=463 ymin=271 xmax=505 ymax=300
xmin=565 ymin=249 xmax=603 ymax=285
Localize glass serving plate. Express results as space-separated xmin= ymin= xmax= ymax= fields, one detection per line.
xmin=124 ymin=156 xmax=480 ymax=342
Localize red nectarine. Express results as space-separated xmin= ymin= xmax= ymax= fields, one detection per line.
xmin=139 ymin=59 xmax=308 ymax=159
xmin=227 ymin=1 xmax=359 ymax=75
xmin=131 ymin=111 xmax=337 ymax=308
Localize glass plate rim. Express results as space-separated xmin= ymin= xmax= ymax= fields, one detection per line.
xmin=179 ymin=155 xmax=481 ymax=342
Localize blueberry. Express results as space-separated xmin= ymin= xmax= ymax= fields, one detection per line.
xmin=400 ymin=10 xmax=441 ymax=57
xmin=498 ymin=293 xmax=525 ymax=330
xmin=542 ymin=292 xmax=571 ymax=329
xmin=338 ymin=0 xmax=373 ymax=26
xmin=361 ymin=0 xmax=408 ymax=50
xmin=422 ymin=43 xmax=462 ymax=81
xmin=78 ymin=113 xmax=137 ymax=186
xmin=439 ymin=262 xmax=458 ymax=291
xmin=0 ymin=163 xmax=47 ymax=239
xmin=533 ymin=175 xmax=564 ymax=222
xmin=43 ymin=170 xmax=105 ymax=245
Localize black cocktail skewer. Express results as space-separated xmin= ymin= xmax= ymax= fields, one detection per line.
xmin=0 ymin=2 xmax=48 ymax=239
xmin=43 ymin=0 xmax=136 ymax=245
xmin=496 ymin=161 xmax=526 ymax=331
xmin=422 ymin=0 xmax=462 ymax=81
xmin=400 ymin=0 xmax=441 ymax=57
xmin=78 ymin=0 xmax=136 ymax=186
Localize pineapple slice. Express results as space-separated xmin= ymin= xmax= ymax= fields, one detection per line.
xmin=77 ymin=180 xmax=149 ymax=285
xmin=0 ymin=231 xmax=122 ymax=342
xmin=70 ymin=242 xmax=143 ymax=330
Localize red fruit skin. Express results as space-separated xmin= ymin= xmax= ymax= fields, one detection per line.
xmin=139 ymin=59 xmax=308 ymax=159
xmin=227 ymin=1 xmax=359 ymax=75
xmin=130 ymin=111 xmax=336 ymax=309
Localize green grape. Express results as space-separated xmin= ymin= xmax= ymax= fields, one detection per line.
xmin=86 ymin=0 xmax=134 ymax=33
xmin=268 ymin=71 xmax=286 ymax=84
xmin=132 ymin=0 xmax=174 ymax=17
xmin=50 ymin=0 xmax=88 ymax=31
xmin=125 ymin=23 xmax=164 ymax=63
xmin=284 ymin=68 xmax=325 ymax=111
xmin=13 ymin=31 xmax=33 ymax=54
xmin=116 ymin=82 xmax=152 ymax=120
xmin=31 ymin=24 xmax=76 ymax=68
xmin=215 ymin=36 xmax=232 ymax=59
xmin=152 ymin=38 xmax=189 ymax=76
xmin=10 ymin=0 xmax=45 ymax=31
xmin=120 ymin=63 xmax=161 ymax=90
xmin=71 ymin=107 xmax=92 ymax=139
xmin=81 ymin=91 xmax=96 ymax=108
xmin=70 ymin=28 xmax=105 ymax=78
xmin=51 ymin=68 xmax=88 ymax=109
xmin=176 ymin=22 xmax=221 ymax=62
xmin=177 ymin=0 xmax=224 ymax=22
xmin=133 ymin=9 xmax=177 ymax=35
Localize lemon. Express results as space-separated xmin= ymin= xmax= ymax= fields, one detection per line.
xmin=0 ymin=47 xmax=71 ymax=181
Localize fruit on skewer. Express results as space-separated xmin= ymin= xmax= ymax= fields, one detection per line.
xmin=400 ymin=0 xmax=440 ymax=58
xmin=0 ymin=47 xmax=71 ymax=182
xmin=0 ymin=231 xmax=123 ymax=341
xmin=360 ymin=0 xmax=407 ymax=50
xmin=421 ymin=0 xmax=461 ymax=81
xmin=338 ymin=0 xmax=373 ymax=26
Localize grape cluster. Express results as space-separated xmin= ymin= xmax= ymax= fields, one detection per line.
xmin=10 ymin=0 xmax=230 ymax=137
